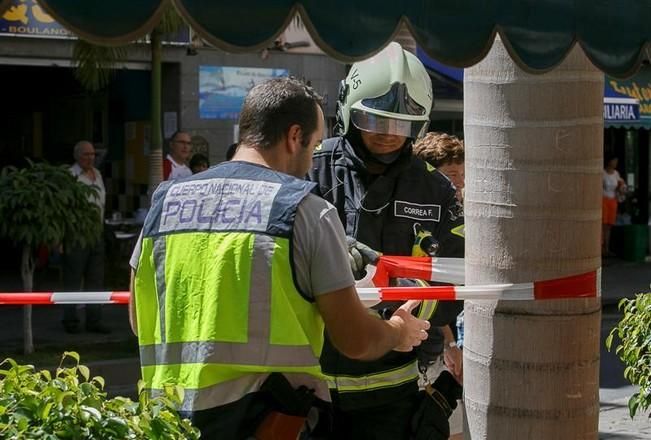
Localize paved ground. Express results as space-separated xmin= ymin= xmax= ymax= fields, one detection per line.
xmin=0 ymin=256 xmax=649 ymax=436
xmin=601 ymin=256 xmax=650 ymax=305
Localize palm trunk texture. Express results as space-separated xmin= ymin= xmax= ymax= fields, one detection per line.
xmin=462 ymin=38 xmax=603 ymax=438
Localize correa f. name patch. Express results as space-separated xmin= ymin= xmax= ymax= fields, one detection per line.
xmin=394 ymin=201 xmax=441 ymax=222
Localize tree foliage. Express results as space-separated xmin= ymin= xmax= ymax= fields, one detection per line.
xmin=72 ymin=4 xmax=185 ymax=93
xmin=156 ymin=5 xmax=186 ymax=36
xmin=72 ymin=41 xmax=128 ymax=92
xmin=606 ymin=293 xmax=651 ymax=418
xmin=0 ymin=352 xmax=200 ymax=439
xmin=0 ymin=161 xmax=101 ymax=250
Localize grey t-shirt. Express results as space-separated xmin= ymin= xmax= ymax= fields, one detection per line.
xmin=129 ymin=194 xmax=354 ymax=298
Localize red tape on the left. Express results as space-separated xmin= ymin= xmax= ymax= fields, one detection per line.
xmin=0 ymin=291 xmax=130 ymax=305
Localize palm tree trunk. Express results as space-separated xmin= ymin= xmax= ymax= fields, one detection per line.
xmin=148 ymin=28 xmax=163 ymax=197
xmin=462 ymin=38 xmax=602 ymax=438
xmin=21 ymin=245 xmax=34 ymax=355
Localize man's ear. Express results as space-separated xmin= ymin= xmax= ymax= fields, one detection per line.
xmin=286 ymin=124 xmax=303 ymax=153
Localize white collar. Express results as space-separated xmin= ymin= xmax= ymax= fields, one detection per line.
xmin=167 ymin=154 xmax=187 ymax=168
xmin=71 ymin=162 xmax=96 ymax=176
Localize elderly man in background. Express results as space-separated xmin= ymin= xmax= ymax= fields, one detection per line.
xmin=163 ymin=130 xmax=193 ymax=180
xmin=62 ymin=140 xmax=109 ymax=334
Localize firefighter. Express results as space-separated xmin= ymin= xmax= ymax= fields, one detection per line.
xmin=308 ymin=42 xmax=464 ymax=439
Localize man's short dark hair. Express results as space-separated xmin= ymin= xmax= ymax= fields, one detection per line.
xmin=238 ymin=77 xmax=323 ymax=150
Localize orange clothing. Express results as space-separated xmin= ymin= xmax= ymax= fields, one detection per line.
xmin=602 ymin=196 xmax=618 ymax=225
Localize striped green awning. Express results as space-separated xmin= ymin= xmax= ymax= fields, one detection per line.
xmin=8 ymin=0 xmax=650 ymax=77
xmin=604 ymin=120 xmax=651 ymax=130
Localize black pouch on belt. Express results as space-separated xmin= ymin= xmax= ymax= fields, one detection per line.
xmin=259 ymin=372 xmax=316 ymax=416
xmin=255 ymin=373 xmax=318 ymax=440
xmin=411 ymin=370 xmax=463 ymax=440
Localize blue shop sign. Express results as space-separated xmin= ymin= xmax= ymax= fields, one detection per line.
xmin=0 ymin=0 xmax=189 ymax=43
xmin=604 ymin=97 xmax=640 ymax=121
xmin=0 ymin=0 xmax=72 ymax=38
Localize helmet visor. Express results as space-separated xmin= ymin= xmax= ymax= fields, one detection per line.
xmin=351 ymin=109 xmax=429 ymax=138
xmin=360 ymin=82 xmax=428 ymax=116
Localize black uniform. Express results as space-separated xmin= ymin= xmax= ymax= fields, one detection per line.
xmin=308 ymin=134 xmax=464 ymax=439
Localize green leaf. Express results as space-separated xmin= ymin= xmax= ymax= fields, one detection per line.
xmin=81 ymin=405 xmax=102 ymax=421
xmin=0 ymin=358 xmax=18 ymax=369
xmin=56 ymin=391 xmax=75 ymax=406
xmin=137 ymin=380 xmax=146 ymax=396
xmin=39 ymin=402 xmax=54 ymax=420
xmin=62 ymin=352 xmax=80 ymax=364
xmin=91 ymin=376 xmax=105 ymax=390
xmin=628 ymin=394 xmax=640 ymax=418
xmin=78 ymin=365 xmax=90 ymax=382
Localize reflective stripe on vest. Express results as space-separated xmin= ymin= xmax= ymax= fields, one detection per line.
xmin=139 ymin=339 xmax=320 ymax=367
xmin=415 ymin=280 xmax=438 ymax=320
xmin=327 ymin=360 xmax=419 ymax=393
xmin=153 ymin=237 xmax=167 ymax=342
xmin=149 ymin=372 xmax=270 ymax=412
xmin=417 ymin=299 xmax=438 ymax=320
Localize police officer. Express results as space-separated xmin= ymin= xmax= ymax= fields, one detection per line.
xmin=127 ymin=77 xmax=431 ymax=439
xmin=308 ymin=42 xmax=464 ymax=439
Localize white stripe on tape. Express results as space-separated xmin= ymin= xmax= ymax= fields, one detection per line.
xmin=356 ymin=288 xmax=382 ymax=307
xmin=455 ymin=283 xmax=535 ymax=300
xmin=430 ymin=257 xmax=465 ymax=285
xmin=51 ymin=292 xmax=113 ymax=303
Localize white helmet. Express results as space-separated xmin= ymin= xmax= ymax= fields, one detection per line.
xmin=336 ymin=42 xmax=433 ymax=139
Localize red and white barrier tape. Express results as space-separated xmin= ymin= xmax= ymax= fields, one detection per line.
xmin=373 ymin=256 xmax=465 ymax=286
xmin=0 ymin=256 xmax=600 ymax=305
xmin=359 ymin=268 xmax=600 ymax=304
xmin=0 ymin=291 xmax=130 ymax=305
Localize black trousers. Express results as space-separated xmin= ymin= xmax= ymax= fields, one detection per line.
xmin=182 ymin=390 xmax=332 ymax=439
xmin=62 ymin=240 xmax=105 ymax=326
xmin=331 ymin=393 xmax=421 ymax=440
xmin=182 ymin=393 xmax=268 ymax=440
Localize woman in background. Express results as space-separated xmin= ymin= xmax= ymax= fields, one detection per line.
xmin=602 ymin=155 xmax=626 ymax=257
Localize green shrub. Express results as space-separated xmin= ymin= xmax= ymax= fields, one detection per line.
xmin=606 ymin=293 xmax=651 ymax=418
xmin=0 ymin=352 xmax=200 ymax=439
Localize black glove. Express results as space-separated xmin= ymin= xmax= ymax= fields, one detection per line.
xmin=346 ymin=236 xmax=381 ymax=280
xmin=431 ymin=370 xmax=463 ymax=409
